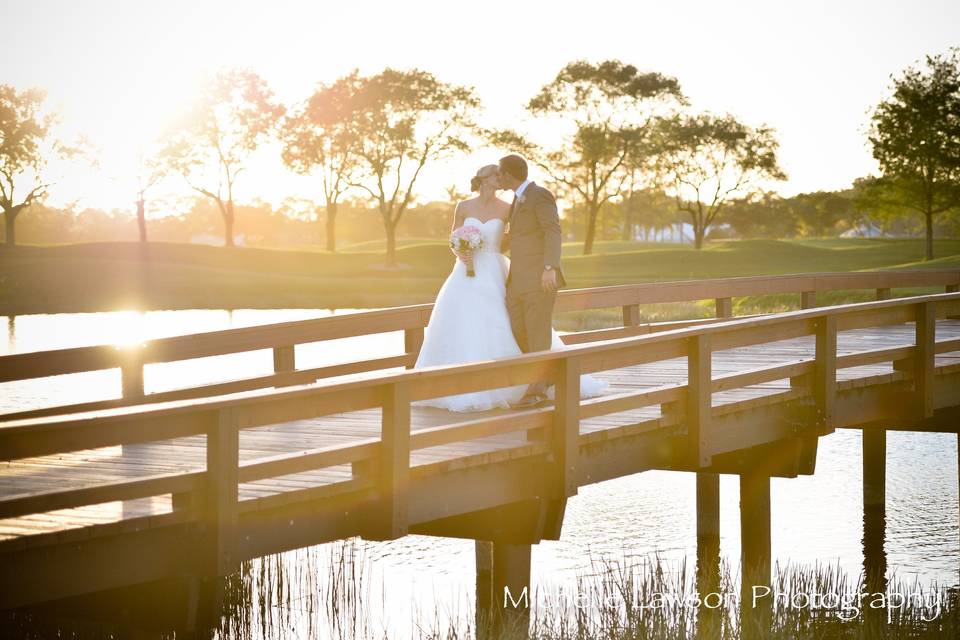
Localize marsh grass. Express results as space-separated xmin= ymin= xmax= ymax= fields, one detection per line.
xmin=207 ymin=543 xmax=959 ymax=640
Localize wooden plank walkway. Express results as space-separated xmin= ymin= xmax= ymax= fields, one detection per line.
xmin=2 ymin=320 xmax=958 ymax=543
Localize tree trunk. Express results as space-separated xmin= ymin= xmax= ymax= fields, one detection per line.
xmin=583 ymin=204 xmax=600 ymax=255
xmin=621 ymin=200 xmax=633 ymax=242
xmin=3 ymin=209 xmax=15 ymax=247
xmin=136 ymin=199 xmax=147 ymax=243
xmin=325 ymin=202 xmax=338 ymax=252
xmin=692 ymin=214 xmax=706 ymax=249
xmin=924 ymin=210 xmax=933 ymax=261
xmin=223 ymin=200 xmax=235 ymax=248
xmin=384 ymin=220 xmax=397 ymax=267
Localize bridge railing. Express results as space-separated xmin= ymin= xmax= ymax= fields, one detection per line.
xmin=1 ymin=269 xmax=957 ymax=422
xmin=1 ymin=292 xmax=959 ymax=560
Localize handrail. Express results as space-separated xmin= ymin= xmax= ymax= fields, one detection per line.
xmin=2 ymin=291 xmax=957 ymax=452
xmin=2 ymin=269 xmax=957 ymax=385
xmin=1 ymin=291 xmax=958 ymax=544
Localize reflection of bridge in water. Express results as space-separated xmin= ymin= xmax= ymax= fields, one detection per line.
xmin=1 ymin=270 xmax=959 ymax=638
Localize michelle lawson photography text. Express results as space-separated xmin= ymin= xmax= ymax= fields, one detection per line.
xmin=504 ymin=584 xmax=948 ymax=622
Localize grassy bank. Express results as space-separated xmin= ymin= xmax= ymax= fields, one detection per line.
xmin=0 ymin=238 xmax=958 ymax=316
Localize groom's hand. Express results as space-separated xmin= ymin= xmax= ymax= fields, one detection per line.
xmin=542 ymin=268 xmax=558 ymax=292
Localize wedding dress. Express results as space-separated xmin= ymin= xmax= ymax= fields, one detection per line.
xmin=413 ymin=216 xmax=608 ymax=412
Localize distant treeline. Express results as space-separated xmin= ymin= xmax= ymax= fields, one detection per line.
xmin=7 ymin=187 xmax=957 ymax=249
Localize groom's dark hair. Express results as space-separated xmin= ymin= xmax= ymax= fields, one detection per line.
xmin=499 ymin=154 xmax=528 ymax=182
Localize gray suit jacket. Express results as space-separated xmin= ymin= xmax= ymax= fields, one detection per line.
xmin=504 ymin=182 xmax=567 ymax=296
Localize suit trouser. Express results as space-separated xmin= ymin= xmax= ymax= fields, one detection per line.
xmin=507 ymin=288 xmax=556 ymax=395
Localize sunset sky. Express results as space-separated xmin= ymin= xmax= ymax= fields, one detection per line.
xmin=2 ymin=0 xmax=958 ymax=216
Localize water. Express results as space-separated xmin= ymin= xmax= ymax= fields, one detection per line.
xmin=1 ymin=309 xmax=958 ymax=634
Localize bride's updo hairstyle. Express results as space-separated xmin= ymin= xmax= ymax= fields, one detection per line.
xmin=470 ymin=164 xmax=499 ymax=192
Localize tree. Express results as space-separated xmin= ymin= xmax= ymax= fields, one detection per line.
xmin=491 ymin=60 xmax=685 ymax=255
xmin=281 ymin=73 xmax=361 ymax=252
xmin=133 ymin=152 xmax=164 ymax=243
xmin=866 ymin=49 xmax=960 ymax=260
xmin=653 ymin=113 xmax=786 ymax=249
xmin=159 ymin=69 xmax=284 ymax=247
xmin=345 ymin=69 xmax=479 ymax=266
xmin=0 ymin=86 xmax=76 ymax=247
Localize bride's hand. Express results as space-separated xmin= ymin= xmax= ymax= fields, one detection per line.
xmin=454 ymin=248 xmax=473 ymax=269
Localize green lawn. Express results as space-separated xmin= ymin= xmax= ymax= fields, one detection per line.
xmin=0 ymin=238 xmax=958 ymax=316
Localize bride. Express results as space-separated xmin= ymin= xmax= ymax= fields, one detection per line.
xmin=413 ymin=164 xmax=607 ymax=412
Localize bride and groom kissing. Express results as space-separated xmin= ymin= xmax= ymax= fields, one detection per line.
xmin=414 ymin=154 xmax=606 ymax=412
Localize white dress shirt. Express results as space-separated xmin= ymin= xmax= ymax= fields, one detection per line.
xmin=514 ymin=179 xmax=531 ymax=200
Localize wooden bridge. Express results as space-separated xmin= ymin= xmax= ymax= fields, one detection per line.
xmin=1 ymin=269 xmax=959 ymax=637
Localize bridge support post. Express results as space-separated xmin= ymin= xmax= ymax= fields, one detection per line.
xmin=696 ymin=472 xmax=721 ymax=640
xmin=862 ymin=428 xmax=887 ymax=636
xmin=205 ymin=408 xmax=240 ymax=577
xmin=739 ymin=468 xmax=771 ymax=640
xmin=475 ymin=541 xmax=494 ymax=640
xmin=490 ymin=541 xmax=532 ymax=640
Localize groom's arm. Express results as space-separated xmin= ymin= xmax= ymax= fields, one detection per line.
xmin=533 ymin=188 xmax=562 ymax=269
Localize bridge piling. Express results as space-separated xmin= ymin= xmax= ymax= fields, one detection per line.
xmin=490 ymin=541 xmax=532 ymax=640
xmin=696 ymin=472 xmax=721 ymax=640
xmin=862 ymin=428 xmax=887 ymax=636
xmin=739 ymin=468 xmax=771 ymax=640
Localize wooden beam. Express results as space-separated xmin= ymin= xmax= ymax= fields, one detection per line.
xmin=622 ymin=303 xmax=641 ymax=326
xmin=915 ymin=302 xmax=936 ymax=419
xmin=739 ymin=467 xmax=771 ymax=640
xmin=491 ymin=542 xmax=532 ymax=639
xmin=688 ymin=334 xmax=713 ymax=466
xmin=814 ymin=316 xmax=837 ymax=432
xmin=371 ymin=382 xmax=410 ymax=540
xmin=205 ymin=408 xmax=239 ymax=577
xmin=272 ymin=345 xmax=295 ymax=373
xmin=404 ymin=327 xmax=424 ymax=369
xmin=715 ymin=297 xmax=733 ymax=319
xmin=696 ymin=472 xmax=721 ymax=640
xmin=553 ymin=356 xmax=580 ymax=497
xmin=476 ymin=540 xmax=494 ymax=640
xmin=800 ymin=290 xmax=817 ymax=309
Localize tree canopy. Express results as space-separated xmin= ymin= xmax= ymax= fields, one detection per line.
xmin=653 ymin=112 xmax=785 ymax=248
xmin=864 ymin=49 xmax=960 ymax=260
xmin=158 ymin=69 xmax=284 ymax=247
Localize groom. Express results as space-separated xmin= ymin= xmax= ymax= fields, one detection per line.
xmin=498 ymin=154 xmax=567 ymax=408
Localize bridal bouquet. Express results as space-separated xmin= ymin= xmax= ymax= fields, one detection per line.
xmin=449 ymin=225 xmax=484 ymax=277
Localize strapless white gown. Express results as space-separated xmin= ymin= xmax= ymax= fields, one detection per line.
xmin=414 ymin=216 xmax=607 ymax=412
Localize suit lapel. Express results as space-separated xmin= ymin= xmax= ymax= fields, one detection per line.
xmin=513 ymin=182 xmax=535 ymax=221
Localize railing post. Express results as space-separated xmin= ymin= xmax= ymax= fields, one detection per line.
xmin=800 ymin=291 xmax=817 ymax=310
xmin=205 ymin=408 xmax=240 ymax=576
xmin=914 ymin=302 xmax=935 ymax=419
xmin=688 ymin=335 xmax=712 ymax=467
xmin=404 ymin=327 xmax=425 ymax=369
xmin=554 ymin=356 xmax=580 ymax=498
xmin=814 ymin=315 xmax=837 ymax=433
xmin=622 ymin=304 xmax=641 ymax=327
xmin=272 ymin=345 xmax=295 ymax=373
xmin=876 ymin=287 xmax=891 ymax=301
xmin=120 ymin=350 xmax=144 ymax=399
xmin=947 ymin=284 xmax=959 ymax=320
xmin=715 ymin=297 xmax=732 ymax=319
xmin=120 ymin=347 xmax=145 ymax=519
xmin=374 ymin=382 xmax=410 ymax=539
